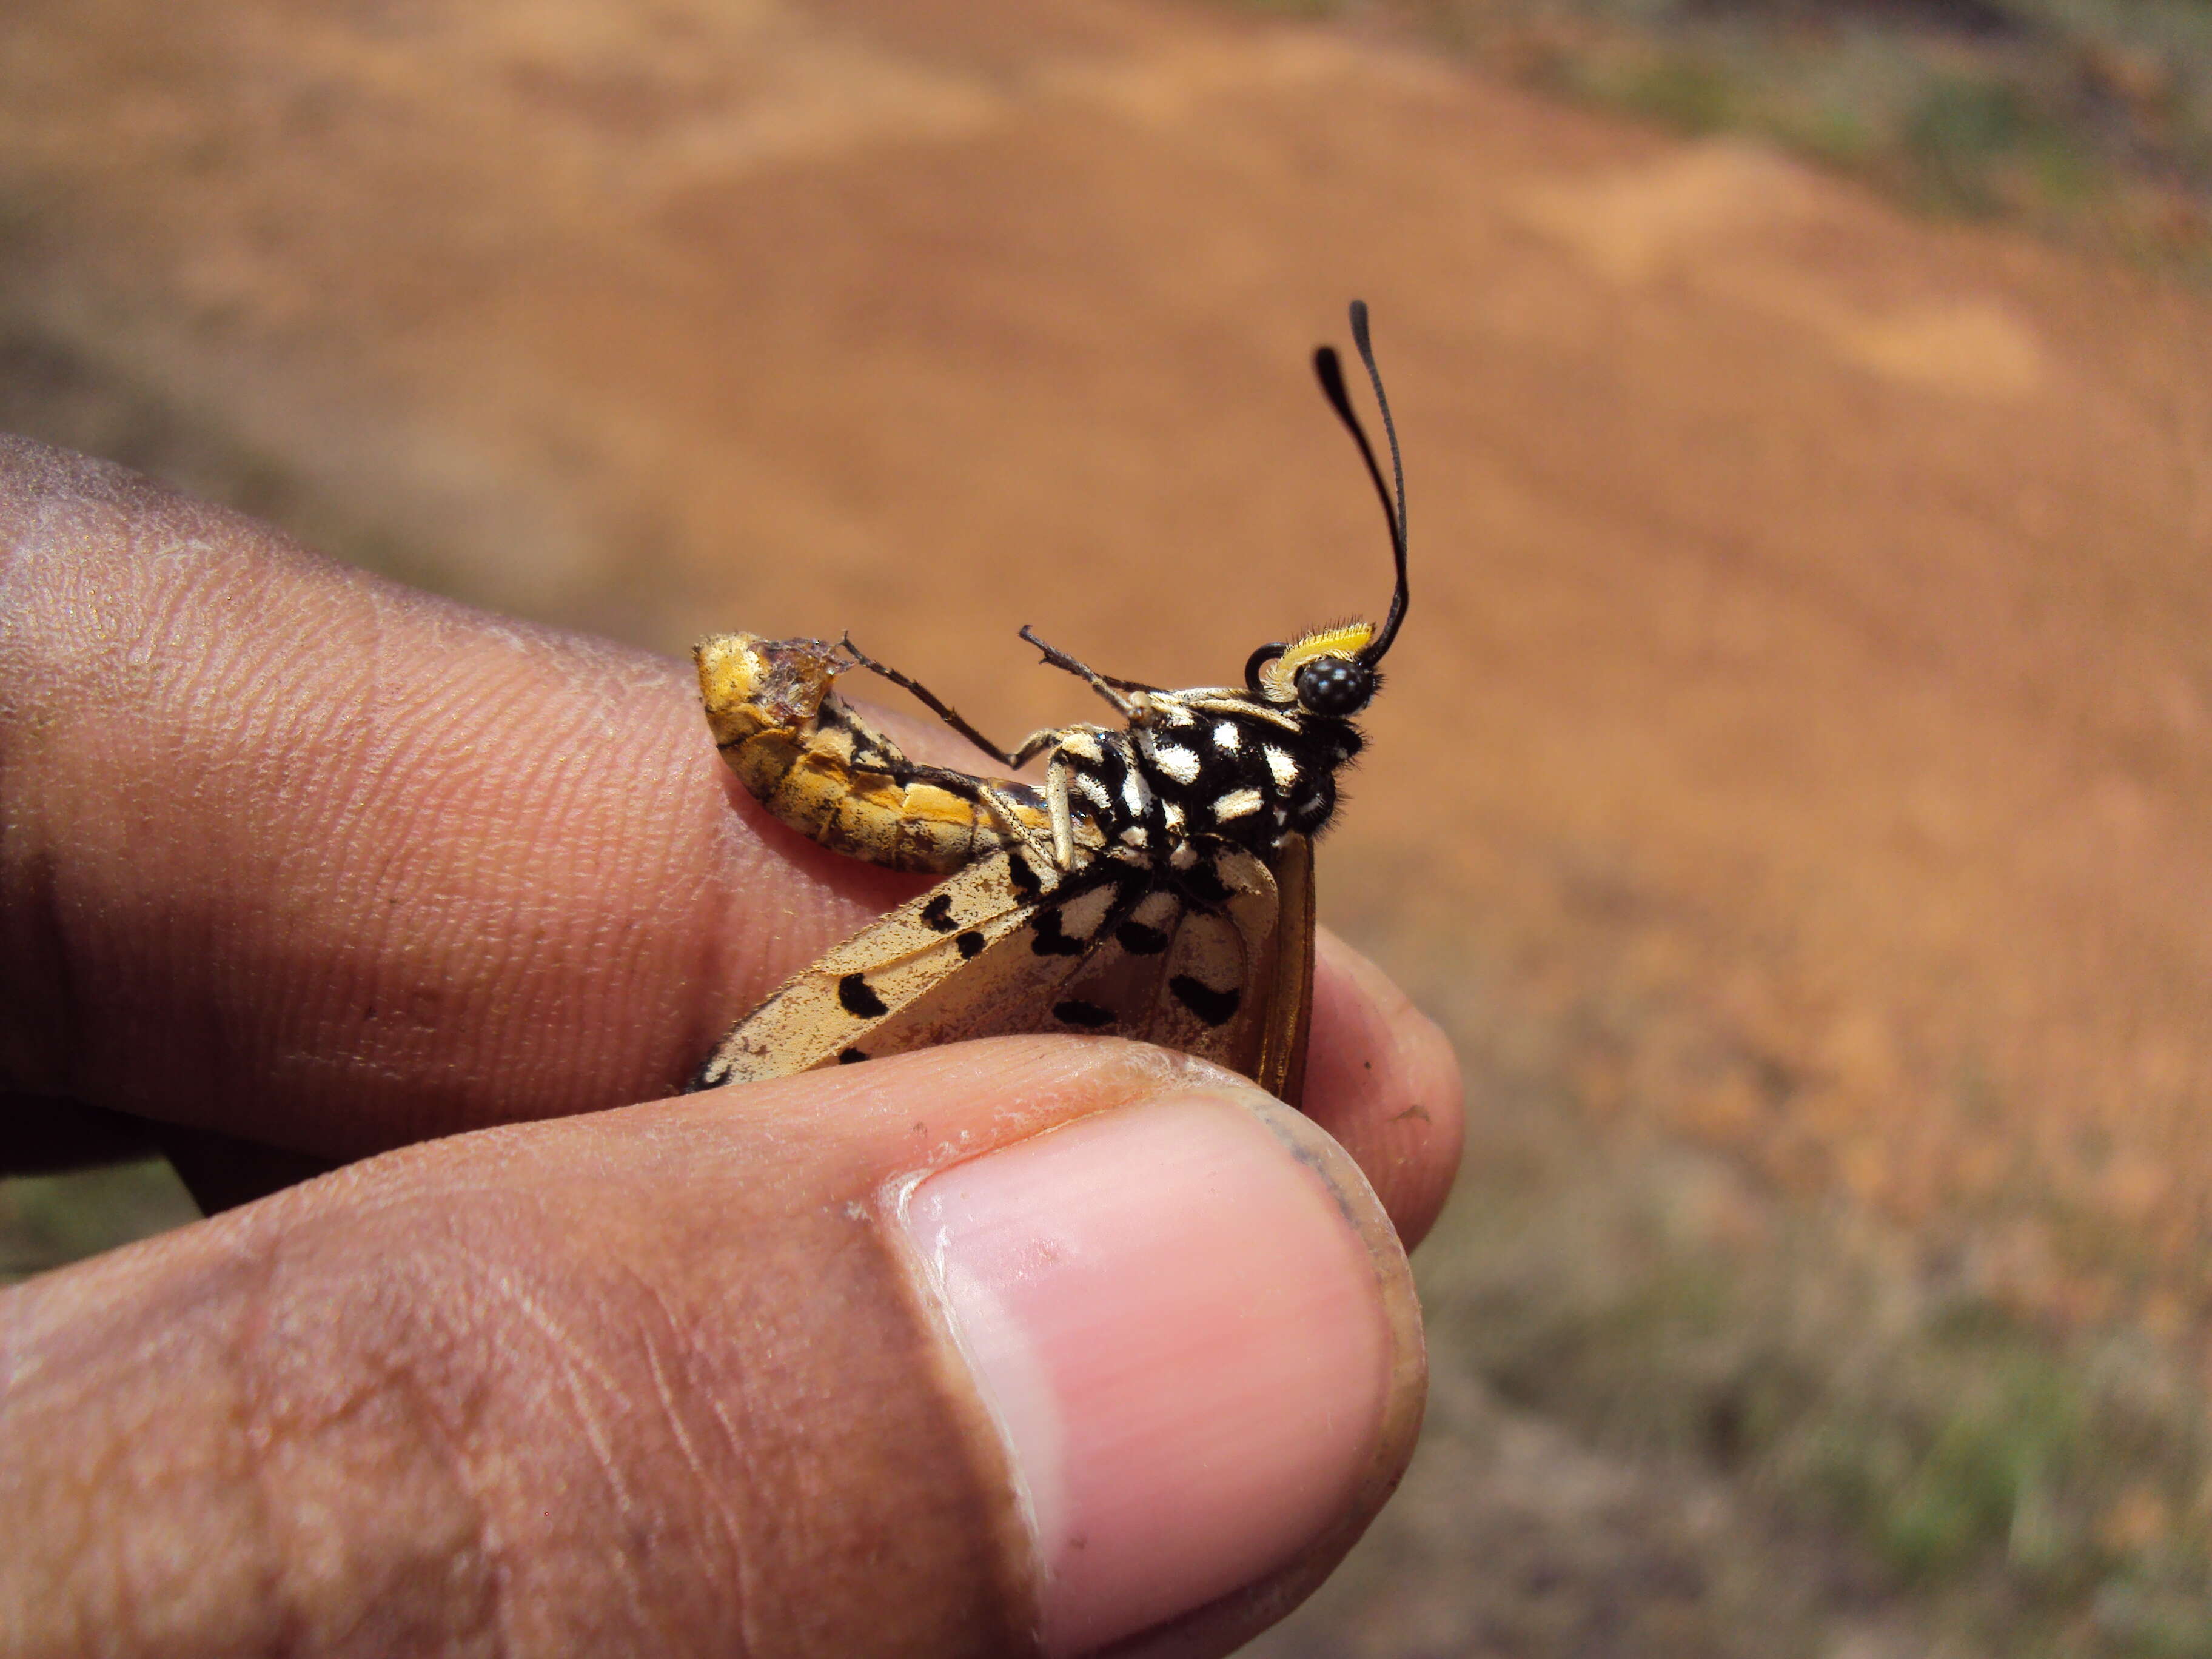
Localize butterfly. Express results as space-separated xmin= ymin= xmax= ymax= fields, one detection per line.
xmin=689 ymin=301 xmax=1409 ymax=1108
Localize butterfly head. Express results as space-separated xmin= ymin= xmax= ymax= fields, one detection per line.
xmin=1241 ymin=300 xmax=1409 ymax=723
xmin=1245 ymin=622 xmax=1378 ymax=716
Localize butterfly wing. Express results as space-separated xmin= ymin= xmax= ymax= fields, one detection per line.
xmin=1252 ymin=832 xmax=1314 ymax=1108
xmin=691 ymin=842 xmax=1307 ymax=1097
xmin=691 ymin=850 xmax=1051 ymax=1088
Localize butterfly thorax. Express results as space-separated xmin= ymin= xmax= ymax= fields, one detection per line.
xmin=1053 ymin=689 xmax=1362 ymax=871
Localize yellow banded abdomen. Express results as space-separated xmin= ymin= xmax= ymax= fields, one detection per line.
xmin=694 ymin=632 xmax=1048 ymax=875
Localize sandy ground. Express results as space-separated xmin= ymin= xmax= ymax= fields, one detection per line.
xmin=5 ymin=0 xmax=2212 ymax=1648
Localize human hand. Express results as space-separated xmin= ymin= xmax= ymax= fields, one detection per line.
xmin=0 ymin=438 xmax=1463 ymax=1657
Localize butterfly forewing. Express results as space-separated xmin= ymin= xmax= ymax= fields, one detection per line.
xmin=693 ymin=843 xmax=1301 ymax=1093
xmin=692 ymin=852 xmax=1042 ymax=1088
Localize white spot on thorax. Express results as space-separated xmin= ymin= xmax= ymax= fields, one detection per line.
xmin=1212 ymin=722 xmax=1241 ymax=753
xmin=1075 ymin=773 xmax=1113 ymax=809
xmin=1264 ymin=746 xmax=1298 ymax=789
xmin=1168 ymin=842 xmax=1199 ymax=870
xmin=1149 ymin=743 xmax=1201 ymax=785
xmin=1211 ymin=788 xmax=1264 ymax=822
xmin=1121 ymin=766 xmax=1149 ymax=816
xmin=1161 ymin=800 xmax=1187 ymax=834
xmin=1061 ymin=731 xmax=1105 ymax=763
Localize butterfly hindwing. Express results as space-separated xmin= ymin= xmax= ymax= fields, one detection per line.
xmin=1254 ymin=831 xmax=1315 ymax=1104
xmin=1136 ymin=848 xmax=1285 ymax=1081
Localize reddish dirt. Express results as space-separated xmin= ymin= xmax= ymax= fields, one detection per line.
xmin=5 ymin=0 xmax=2212 ymax=1645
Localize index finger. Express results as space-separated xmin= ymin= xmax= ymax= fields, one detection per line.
xmin=0 ymin=438 xmax=1461 ymax=1241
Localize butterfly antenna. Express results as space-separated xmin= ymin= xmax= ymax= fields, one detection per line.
xmin=1313 ymin=299 xmax=1410 ymax=664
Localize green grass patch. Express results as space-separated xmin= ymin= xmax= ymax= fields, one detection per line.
xmin=1204 ymin=0 xmax=2212 ymax=276
xmin=1 ymin=1162 xmax=201 ymax=1284
xmin=1418 ymin=1131 xmax=2212 ymax=1652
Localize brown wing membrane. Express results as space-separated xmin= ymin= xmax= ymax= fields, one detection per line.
xmin=1253 ymin=832 xmax=1315 ymax=1108
xmin=1137 ymin=850 xmax=1285 ymax=1084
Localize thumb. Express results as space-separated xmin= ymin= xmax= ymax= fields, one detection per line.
xmin=1 ymin=1037 xmax=1423 ymax=1659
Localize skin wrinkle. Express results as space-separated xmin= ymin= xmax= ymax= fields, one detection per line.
xmin=695 ymin=1386 xmax=772 ymax=1659
xmin=671 ymin=1244 xmax=830 ymax=1659
xmin=394 ymin=642 xmax=677 ymax=1121
xmin=464 ymin=1267 xmax=666 ymax=1647
xmin=471 ymin=683 xmax=668 ymax=1073
xmin=266 ymin=582 xmax=652 ymax=1130
xmin=636 ymin=1308 xmax=745 ymax=1564
xmin=227 ymin=647 xmax=379 ymax=1109
xmin=242 ymin=1211 xmax=510 ymax=1659
xmin=686 ymin=1093 xmax=1036 ymax=1653
xmin=349 ymin=651 xmax=535 ymax=947
xmin=88 ymin=1212 xmax=298 ymax=1654
xmin=674 ymin=777 xmax=768 ymax=1079
xmin=386 ymin=1379 xmax=511 ymax=1659
xmin=17 ymin=495 xmax=343 ymax=1104
xmin=300 ymin=1217 xmax=577 ymax=1655
xmin=645 ymin=1182 xmax=789 ymax=1659
xmin=234 ymin=1258 xmax=313 ymax=1659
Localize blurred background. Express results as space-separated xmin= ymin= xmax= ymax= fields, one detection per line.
xmin=4 ymin=0 xmax=2211 ymax=1651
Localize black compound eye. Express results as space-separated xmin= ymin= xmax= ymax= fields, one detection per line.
xmin=1295 ymin=655 xmax=1374 ymax=717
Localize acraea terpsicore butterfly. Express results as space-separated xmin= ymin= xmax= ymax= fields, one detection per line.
xmin=689 ymin=301 xmax=1410 ymax=1109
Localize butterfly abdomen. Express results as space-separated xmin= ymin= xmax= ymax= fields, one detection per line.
xmin=694 ymin=632 xmax=1051 ymax=874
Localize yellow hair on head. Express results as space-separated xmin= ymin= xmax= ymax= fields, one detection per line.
xmin=1259 ymin=622 xmax=1374 ymax=702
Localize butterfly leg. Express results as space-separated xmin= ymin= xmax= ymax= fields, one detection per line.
xmin=834 ymin=635 xmax=1093 ymax=876
xmin=839 ymin=634 xmax=1062 ymax=769
xmin=1017 ymin=625 xmax=1147 ymax=721
xmin=859 ymin=750 xmax=1060 ymax=870
xmin=973 ymin=777 xmax=1069 ymax=879
xmin=1045 ymin=749 xmax=1079 ymax=869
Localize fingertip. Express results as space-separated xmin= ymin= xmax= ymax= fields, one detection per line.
xmin=1304 ymin=930 xmax=1466 ymax=1248
xmin=896 ymin=1078 xmax=1424 ymax=1657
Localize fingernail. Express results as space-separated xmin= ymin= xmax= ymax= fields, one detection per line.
xmin=902 ymin=1091 xmax=1404 ymax=1656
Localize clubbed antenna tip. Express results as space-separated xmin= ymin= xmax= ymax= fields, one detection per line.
xmin=1312 ymin=300 xmax=1409 ymax=663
